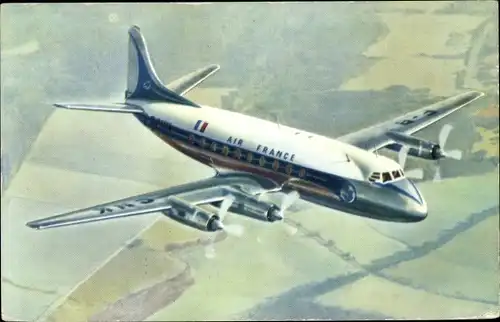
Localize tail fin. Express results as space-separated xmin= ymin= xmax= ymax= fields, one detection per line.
xmin=125 ymin=26 xmax=199 ymax=107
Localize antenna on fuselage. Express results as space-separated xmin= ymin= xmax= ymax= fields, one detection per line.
xmin=271 ymin=112 xmax=281 ymax=130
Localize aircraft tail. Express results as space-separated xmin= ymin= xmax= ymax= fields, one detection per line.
xmin=125 ymin=26 xmax=200 ymax=107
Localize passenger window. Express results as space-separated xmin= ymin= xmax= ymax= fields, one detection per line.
xmin=285 ymin=164 xmax=293 ymax=175
xmin=259 ymin=156 xmax=266 ymax=167
xmin=272 ymin=160 xmax=279 ymax=171
xmin=151 ymin=117 xmax=158 ymax=129
xmin=382 ymin=172 xmax=391 ymax=182
xmin=233 ymin=148 xmax=242 ymax=159
xmin=299 ymin=168 xmax=306 ymax=178
xmin=210 ymin=142 xmax=217 ymax=152
xmin=201 ymin=138 xmax=207 ymax=148
xmin=246 ymin=152 xmax=253 ymax=162
xmin=162 ymin=121 xmax=172 ymax=132
xmin=188 ymin=134 xmax=195 ymax=144
xmin=222 ymin=145 xmax=229 ymax=156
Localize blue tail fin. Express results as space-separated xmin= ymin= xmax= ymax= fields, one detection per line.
xmin=125 ymin=26 xmax=199 ymax=107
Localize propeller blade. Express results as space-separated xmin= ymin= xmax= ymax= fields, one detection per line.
xmin=398 ymin=145 xmax=410 ymax=169
xmin=439 ymin=124 xmax=453 ymax=149
xmin=284 ymin=224 xmax=298 ymax=236
xmin=405 ymin=168 xmax=424 ymax=180
xmin=443 ymin=150 xmax=463 ymax=160
xmin=204 ymin=237 xmax=216 ymax=259
xmin=224 ymin=224 xmax=245 ymax=237
xmin=433 ymin=167 xmax=442 ymax=182
xmin=217 ymin=195 xmax=236 ymax=220
xmin=274 ymin=190 xmax=300 ymax=220
xmin=281 ymin=191 xmax=300 ymax=211
xmin=438 ymin=123 xmax=464 ymax=162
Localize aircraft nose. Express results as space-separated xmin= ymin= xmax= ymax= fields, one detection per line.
xmin=389 ymin=179 xmax=428 ymax=222
xmin=409 ymin=197 xmax=428 ymax=222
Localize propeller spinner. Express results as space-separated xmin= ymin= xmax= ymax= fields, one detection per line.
xmin=262 ymin=190 xmax=300 ymax=221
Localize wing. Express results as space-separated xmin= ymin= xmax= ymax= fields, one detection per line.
xmin=338 ymin=91 xmax=485 ymax=151
xmin=54 ymin=102 xmax=144 ymax=114
xmin=166 ymin=64 xmax=221 ymax=96
xmin=25 ymin=173 xmax=272 ymax=230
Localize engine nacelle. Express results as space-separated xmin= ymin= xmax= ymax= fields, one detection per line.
xmin=221 ymin=187 xmax=283 ymax=222
xmin=386 ymin=131 xmax=443 ymax=160
xmin=164 ymin=196 xmax=223 ymax=232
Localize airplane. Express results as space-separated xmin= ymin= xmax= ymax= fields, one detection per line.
xmin=26 ymin=25 xmax=485 ymax=233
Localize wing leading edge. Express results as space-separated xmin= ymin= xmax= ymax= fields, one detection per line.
xmin=26 ymin=174 xmax=271 ymax=230
xmin=338 ymin=91 xmax=485 ymax=151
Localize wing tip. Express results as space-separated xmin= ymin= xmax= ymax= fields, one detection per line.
xmin=464 ymin=90 xmax=486 ymax=100
xmin=53 ymin=103 xmax=69 ymax=109
xmin=204 ymin=64 xmax=221 ymax=74
xmin=26 ymin=221 xmax=42 ymax=230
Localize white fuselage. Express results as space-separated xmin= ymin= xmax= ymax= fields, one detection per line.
xmin=141 ymin=102 xmax=400 ymax=179
xmin=130 ymin=100 xmax=428 ymax=223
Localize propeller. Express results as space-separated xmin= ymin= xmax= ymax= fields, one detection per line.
xmin=397 ymin=123 xmax=463 ymax=182
xmin=204 ymin=194 xmax=244 ymax=259
xmin=273 ymin=191 xmax=301 ymax=237
xmin=217 ymin=194 xmax=235 ymax=222
xmin=433 ymin=124 xmax=463 ymax=182
xmin=280 ymin=191 xmax=300 ymax=217
xmin=256 ymin=190 xmax=301 ymax=242
xmin=216 ymin=194 xmax=245 ymax=237
xmin=438 ymin=124 xmax=462 ymax=160
xmin=258 ymin=190 xmax=300 ymax=218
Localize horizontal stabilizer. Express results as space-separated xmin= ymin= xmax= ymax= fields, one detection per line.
xmin=54 ymin=102 xmax=144 ymax=114
xmin=167 ymin=64 xmax=221 ymax=96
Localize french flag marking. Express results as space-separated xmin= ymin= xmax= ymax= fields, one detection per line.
xmin=194 ymin=120 xmax=209 ymax=133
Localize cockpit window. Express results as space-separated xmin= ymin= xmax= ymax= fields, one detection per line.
xmin=369 ymin=169 xmax=404 ymax=183
xmin=392 ymin=170 xmax=401 ymax=179
xmin=368 ymin=172 xmax=381 ymax=182
xmin=382 ymin=172 xmax=392 ymax=182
